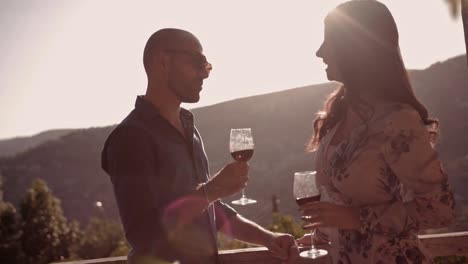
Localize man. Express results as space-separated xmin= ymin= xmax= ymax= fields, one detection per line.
xmin=101 ymin=28 xmax=298 ymax=264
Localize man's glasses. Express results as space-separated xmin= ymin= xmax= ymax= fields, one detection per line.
xmin=164 ymin=49 xmax=213 ymax=72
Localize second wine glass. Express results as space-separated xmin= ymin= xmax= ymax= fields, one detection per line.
xmin=294 ymin=171 xmax=328 ymax=259
xmin=230 ymin=128 xmax=257 ymax=205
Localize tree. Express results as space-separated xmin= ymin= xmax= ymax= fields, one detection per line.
xmin=462 ymin=0 xmax=468 ymax=59
xmin=76 ymin=217 xmax=127 ymax=259
xmin=446 ymin=0 xmax=468 ymax=64
xmin=61 ymin=219 xmax=82 ymax=261
xmin=267 ymin=213 xmax=305 ymax=239
xmin=217 ymin=232 xmax=254 ymax=250
xmin=0 ymin=203 xmax=25 ymax=264
xmin=217 ymin=212 xmax=306 ymax=251
xmin=0 ymin=176 xmax=25 ymax=264
xmin=20 ymin=179 xmax=79 ymax=264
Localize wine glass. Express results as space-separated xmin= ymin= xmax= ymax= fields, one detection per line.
xmin=294 ymin=171 xmax=328 ymax=259
xmin=230 ymin=128 xmax=257 ymax=205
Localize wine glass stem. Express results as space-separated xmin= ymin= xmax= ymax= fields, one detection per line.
xmin=310 ymin=229 xmax=316 ymax=250
xmin=241 ymin=189 xmax=246 ymax=199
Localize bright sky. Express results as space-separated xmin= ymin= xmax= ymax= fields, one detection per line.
xmin=0 ymin=0 xmax=465 ymax=139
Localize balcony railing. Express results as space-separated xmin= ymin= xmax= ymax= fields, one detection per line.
xmin=54 ymin=231 xmax=468 ymax=264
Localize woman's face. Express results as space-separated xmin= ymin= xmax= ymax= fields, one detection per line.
xmin=316 ymin=22 xmax=343 ymax=83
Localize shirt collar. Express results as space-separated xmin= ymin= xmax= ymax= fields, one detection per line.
xmin=135 ymin=95 xmax=194 ymax=126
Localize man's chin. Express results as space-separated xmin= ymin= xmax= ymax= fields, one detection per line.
xmin=181 ymin=95 xmax=200 ymax=103
xmin=184 ymin=98 xmax=200 ymax=103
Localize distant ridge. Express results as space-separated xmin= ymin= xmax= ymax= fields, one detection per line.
xmin=0 ymin=54 xmax=466 ymax=228
xmin=0 ymin=129 xmax=75 ymax=158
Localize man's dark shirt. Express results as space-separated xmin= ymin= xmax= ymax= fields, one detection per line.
xmin=101 ymin=96 xmax=237 ymax=264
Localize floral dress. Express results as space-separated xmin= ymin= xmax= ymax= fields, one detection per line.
xmin=315 ymin=103 xmax=455 ymax=264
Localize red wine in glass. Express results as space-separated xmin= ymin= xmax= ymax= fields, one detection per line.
xmin=295 ymin=194 xmax=321 ymax=207
xmin=231 ymin=149 xmax=254 ymax=162
xmin=230 ymin=128 xmax=256 ymax=205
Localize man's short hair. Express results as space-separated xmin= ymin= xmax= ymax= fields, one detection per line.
xmin=143 ymin=28 xmax=195 ymax=75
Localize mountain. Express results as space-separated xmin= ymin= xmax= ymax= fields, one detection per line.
xmin=0 ymin=55 xmax=467 ymax=227
xmin=0 ymin=129 xmax=74 ymax=158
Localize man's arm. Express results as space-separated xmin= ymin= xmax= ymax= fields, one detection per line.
xmin=104 ymin=125 xmax=250 ymax=237
xmin=221 ymin=214 xmax=275 ymax=245
xmin=220 ymin=214 xmax=299 ymax=262
xmin=162 ymin=167 xmax=250 ymax=232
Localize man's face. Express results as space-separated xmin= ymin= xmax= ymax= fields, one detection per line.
xmin=165 ymin=40 xmax=212 ymax=103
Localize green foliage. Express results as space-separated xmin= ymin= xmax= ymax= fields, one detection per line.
xmin=19 ymin=179 xmax=78 ymax=264
xmin=445 ymin=0 xmax=468 ymax=18
xmin=1 ymin=177 xmax=128 ymax=262
xmin=0 ymin=200 xmax=25 ymax=264
xmin=217 ymin=232 xmax=254 ymax=250
xmin=1 ymin=176 xmax=467 ymax=262
xmin=76 ymin=217 xmax=127 ymax=259
xmin=267 ymin=213 xmax=305 ymax=239
xmin=62 ymin=220 xmax=82 ymax=261
xmin=217 ymin=212 xmax=305 ymax=250
xmin=434 ymin=255 xmax=468 ymax=264
xmin=109 ymin=240 xmax=131 ymax=257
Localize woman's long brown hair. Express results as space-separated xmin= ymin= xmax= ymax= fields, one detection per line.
xmin=308 ymin=0 xmax=439 ymax=151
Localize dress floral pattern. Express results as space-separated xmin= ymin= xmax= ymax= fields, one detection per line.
xmin=315 ymin=103 xmax=455 ymax=264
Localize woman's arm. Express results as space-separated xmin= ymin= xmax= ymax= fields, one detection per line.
xmin=359 ymin=107 xmax=455 ymax=236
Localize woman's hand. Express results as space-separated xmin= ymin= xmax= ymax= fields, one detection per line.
xmin=300 ymin=201 xmax=360 ymax=230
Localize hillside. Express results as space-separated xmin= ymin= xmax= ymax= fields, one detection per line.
xmin=0 ymin=55 xmax=467 ymax=227
xmin=0 ymin=129 xmax=74 ymax=158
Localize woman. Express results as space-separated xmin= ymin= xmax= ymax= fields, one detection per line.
xmin=299 ymin=1 xmax=456 ymax=263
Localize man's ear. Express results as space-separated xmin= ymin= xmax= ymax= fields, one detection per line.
xmin=159 ymin=52 xmax=171 ymax=73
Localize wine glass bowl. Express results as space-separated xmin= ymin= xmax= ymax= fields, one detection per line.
xmin=293 ymin=171 xmax=328 ymax=259
xmin=230 ymin=128 xmax=256 ymax=206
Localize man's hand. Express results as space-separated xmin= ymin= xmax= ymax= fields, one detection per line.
xmin=265 ymin=233 xmax=299 ymax=264
xmin=296 ymin=233 xmax=312 ymax=246
xmin=300 ymin=201 xmax=360 ymax=230
xmin=296 ymin=229 xmax=330 ymax=246
xmin=205 ymin=161 xmax=249 ymax=201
